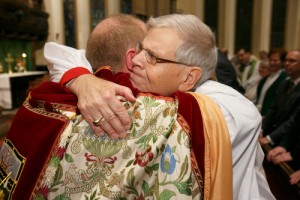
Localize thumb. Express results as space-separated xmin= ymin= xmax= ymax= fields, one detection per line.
xmin=115 ymin=85 xmax=136 ymax=101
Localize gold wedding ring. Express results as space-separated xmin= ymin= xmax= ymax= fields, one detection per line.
xmin=93 ymin=116 xmax=104 ymax=126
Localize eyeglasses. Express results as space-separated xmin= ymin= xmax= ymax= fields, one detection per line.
xmin=284 ymin=59 xmax=300 ymax=64
xmin=136 ymin=42 xmax=190 ymax=66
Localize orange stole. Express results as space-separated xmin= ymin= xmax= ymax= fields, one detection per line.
xmin=189 ymin=93 xmax=233 ymax=200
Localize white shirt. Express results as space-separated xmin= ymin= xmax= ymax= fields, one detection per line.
xmin=196 ymin=81 xmax=275 ymax=200
xmin=45 ymin=42 xmax=275 ymax=200
xmin=236 ymin=59 xmax=262 ymax=102
xmin=44 ymin=42 xmax=92 ymax=83
xmin=257 ymin=70 xmax=282 ymax=109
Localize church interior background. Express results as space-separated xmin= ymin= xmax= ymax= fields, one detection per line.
xmin=0 ymin=0 xmax=300 ymax=199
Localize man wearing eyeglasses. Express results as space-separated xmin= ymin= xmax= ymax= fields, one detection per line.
xmin=41 ymin=14 xmax=275 ymax=200
xmin=259 ymin=49 xmax=300 ymax=149
xmin=4 ymin=14 xmax=235 ymax=199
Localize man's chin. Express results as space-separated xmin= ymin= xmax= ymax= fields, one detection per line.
xmin=129 ymin=77 xmax=140 ymax=89
xmin=130 ymin=78 xmax=147 ymax=92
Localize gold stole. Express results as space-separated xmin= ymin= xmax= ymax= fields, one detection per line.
xmin=189 ymin=93 xmax=233 ymax=200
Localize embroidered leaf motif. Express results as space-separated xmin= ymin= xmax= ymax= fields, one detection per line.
xmin=49 ymin=188 xmax=59 ymax=192
xmin=169 ymin=108 xmax=176 ymax=117
xmin=135 ymin=122 xmax=140 ymax=127
xmin=126 ymin=159 xmax=134 ymax=167
xmin=34 ymin=194 xmax=44 ymax=200
xmin=163 ymin=118 xmax=175 ymax=138
xmin=144 ymin=96 xmax=160 ymax=107
xmin=174 ymin=176 xmax=192 ymax=195
xmin=82 ymin=137 xmax=122 ymax=157
xmin=159 ymin=189 xmax=176 ymax=200
xmin=142 ymin=180 xmax=149 ymax=196
xmin=84 ymin=189 xmax=99 ymax=200
xmin=145 ymin=166 xmax=153 ymax=177
xmin=65 ymin=153 xmax=74 ymax=163
xmin=178 ymin=156 xmax=189 ymax=181
xmin=152 ymin=163 xmax=159 ymax=171
xmin=125 ymin=168 xmax=139 ymax=196
xmin=156 ymin=146 xmax=159 ymax=155
xmin=177 ymin=130 xmax=183 ymax=144
xmin=54 ymin=194 xmax=71 ymax=200
xmin=172 ymin=146 xmax=176 ymax=153
xmin=126 ymin=168 xmax=135 ymax=187
xmin=151 ymin=102 xmax=161 ymax=107
xmin=163 ymin=107 xmax=170 ymax=117
xmin=51 ymin=164 xmax=64 ymax=189
xmin=136 ymin=134 xmax=152 ymax=145
xmin=152 ymin=135 xmax=158 ymax=143
xmin=122 ymin=145 xmax=132 ymax=159
xmin=131 ymin=126 xmax=138 ymax=137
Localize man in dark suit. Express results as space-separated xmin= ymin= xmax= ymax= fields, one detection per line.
xmin=266 ymin=105 xmax=300 ymax=172
xmin=216 ymin=49 xmax=245 ymax=94
xmin=259 ymin=50 xmax=300 ymax=146
xmin=256 ymin=48 xmax=287 ymax=116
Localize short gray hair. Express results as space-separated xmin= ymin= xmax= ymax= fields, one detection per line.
xmin=147 ymin=14 xmax=217 ymax=88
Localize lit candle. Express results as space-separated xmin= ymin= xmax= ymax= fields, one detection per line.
xmin=22 ymin=53 xmax=27 ymax=72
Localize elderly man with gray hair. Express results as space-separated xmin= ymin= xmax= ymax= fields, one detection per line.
xmin=42 ymin=14 xmax=273 ymax=199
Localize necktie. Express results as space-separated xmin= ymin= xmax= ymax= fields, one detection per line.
xmin=286 ymin=80 xmax=295 ymax=95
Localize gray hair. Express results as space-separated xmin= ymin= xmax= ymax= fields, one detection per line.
xmin=147 ymin=14 xmax=217 ymax=88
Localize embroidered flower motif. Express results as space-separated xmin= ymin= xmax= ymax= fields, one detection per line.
xmin=133 ymin=110 xmax=141 ymax=119
xmin=39 ymin=186 xmax=49 ymax=198
xmin=85 ymin=153 xmax=117 ymax=164
xmin=133 ymin=146 xmax=153 ymax=167
xmin=160 ymin=144 xmax=176 ymax=174
xmin=56 ymin=147 xmax=67 ymax=159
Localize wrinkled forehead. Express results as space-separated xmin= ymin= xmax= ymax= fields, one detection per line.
xmin=142 ymin=27 xmax=183 ymax=56
xmin=287 ymin=51 xmax=300 ymax=59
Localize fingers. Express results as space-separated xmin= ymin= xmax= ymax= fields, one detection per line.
xmin=96 ymin=90 xmax=130 ymax=138
xmin=267 ymin=150 xmax=276 ymax=161
xmin=271 ymin=152 xmax=292 ymax=164
xmin=272 ymin=155 xmax=283 ymax=164
xmin=81 ymin=112 xmax=105 ymax=137
xmin=116 ymin=85 xmax=136 ymax=102
xmin=70 ymin=76 xmax=133 ymax=139
xmin=258 ymin=137 xmax=270 ymax=145
xmin=267 ymin=146 xmax=287 ymax=161
xmin=259 ymin=131 xmax=263 ymax=138
xmin=90 ymin=124 xmax=105 ymax=137
xmin=290 ymin=171 xmax=300 ymax=185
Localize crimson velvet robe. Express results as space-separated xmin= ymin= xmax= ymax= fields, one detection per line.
xmin=0 ymin=68 xmax=232 ymax=200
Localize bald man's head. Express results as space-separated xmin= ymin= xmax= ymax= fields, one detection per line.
xmin=86 ymin=14 xmax=146 ymax=72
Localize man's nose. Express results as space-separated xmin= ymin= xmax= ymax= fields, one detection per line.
xmin=131 ymin=53 xmax=145 ymax=70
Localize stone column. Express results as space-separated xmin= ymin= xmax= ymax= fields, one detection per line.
xmin=105 ymin=0 xmax=121 ymax=17
xmin=44 ymin=0 xmax=65 ymax=44
xmin=218 ymin=0 xmax=236 ymax=57
xmin=157 ymin=0 xmax=171 ymax=16
xmin=285 ymin=0 xmax=300 ymax=50
xmin=251 ymin=0 xmax=272 ymax=56
xmin=36 ymin=0 xmax=65 ymax=66
xmin=132 ymin=0 xmax=147 ymax=16
xmin=75 ymin=0 xmax=91 ymax=49
xmin=176 ymin=0 xmax=204 ymax=21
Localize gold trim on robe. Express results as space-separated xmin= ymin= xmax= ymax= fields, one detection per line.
xmin=189 ymin=92 xmax=233 ymax=200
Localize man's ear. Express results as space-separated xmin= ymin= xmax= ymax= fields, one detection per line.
xmin=179 ymin=66 xmax=202 ymax=91
xmin=125 ymin=48 xmax=136 ymax=72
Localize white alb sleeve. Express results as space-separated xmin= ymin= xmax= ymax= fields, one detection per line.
xmin=44 ymin=42 xmax=93 ymax=83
